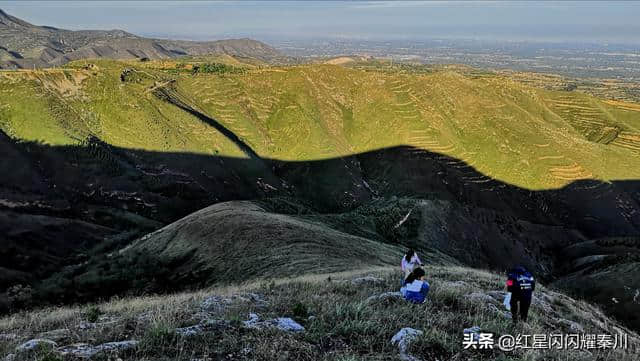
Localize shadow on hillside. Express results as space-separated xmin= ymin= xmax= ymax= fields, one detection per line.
xmin=1 ymin=128 xmax=638 ymax=271
xmin=152 ymin=85 xmax=263 ymax=161
xmin=2 ymin=129 xmax=640 ymax=328
xmin=2 ymin=131 xmax=638 ymax=236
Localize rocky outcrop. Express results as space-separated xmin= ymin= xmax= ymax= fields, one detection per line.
xmin=391 ymin=328 xmax=423 ymax=361
xmin=465 ymin=292 xmax=496 ymax=304
xmin=366 ymin=291 xmax=404 ymax=305
xmin=11 ymin=337 xmax=138 ymax=359
xmin=243 ymin=313 xmax=305 ymax=332
xmin=15 ymin=339 xmax=57 ymax=352
xmin=58 ymin=340 xmax=138 ymax=358
xmin=463 ymin=326 xmax=482 ymax=342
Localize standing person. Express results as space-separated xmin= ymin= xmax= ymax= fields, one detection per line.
xmin=401 ymin=248 xmax=423 ymax=281
xmin=506 ymin=266 xmax=536 ymax=324
xmin=400 ymin=267 xmax=430 ymax=304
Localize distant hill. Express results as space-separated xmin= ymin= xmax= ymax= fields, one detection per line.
xmin=0 ymin=9 xmax=286 ymax=68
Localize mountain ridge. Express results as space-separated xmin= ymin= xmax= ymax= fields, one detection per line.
xmin=0 ymin=9 xmax=286 ymax=68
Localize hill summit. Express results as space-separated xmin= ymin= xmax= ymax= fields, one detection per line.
xmin=0 ymin=8 xmax=34 ymax=28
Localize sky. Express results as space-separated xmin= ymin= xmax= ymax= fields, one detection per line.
xmin=1 ymin=1 xmax=640 ymax=44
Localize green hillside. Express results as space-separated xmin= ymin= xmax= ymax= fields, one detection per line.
xmin=1 ymin=58 xmax=640 ymax=334
xmin=1 ymin=59 xmax=640 ymax=190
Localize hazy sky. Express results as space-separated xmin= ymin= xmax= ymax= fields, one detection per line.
xmin=2 ymin=1 xmax=640 ymax=44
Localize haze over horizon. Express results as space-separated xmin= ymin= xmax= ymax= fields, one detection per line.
xmin=1 ymin=0 xmax=640 ymax=46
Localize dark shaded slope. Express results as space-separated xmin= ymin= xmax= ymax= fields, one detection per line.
xmin=0 ymin=131 xmax=639 ymax=327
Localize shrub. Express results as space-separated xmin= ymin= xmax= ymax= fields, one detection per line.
xmin=7 ymin=284 xmax=33 ymax=309
xmin=564 ymin=83 xmax=578 ymax=91
xmin=292 ymin=301 xmax=309 ymax=320
xmin=85 ymin=305 xmax=103 ymax=323
xmin=38 ymin=352 xmax=63 ymax=361
xmin=140 ymin=324 xmax=178 ymax=355
xmin=191 ymin=63 xmax=245 ymax=75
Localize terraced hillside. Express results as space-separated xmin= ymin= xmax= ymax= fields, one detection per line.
xmin=3 ymin=60 xmax=639 ymax=189
xmin=1 ymin=59 xmax=640 ymax=331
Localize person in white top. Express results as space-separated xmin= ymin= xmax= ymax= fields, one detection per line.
xmin=401 ymin=248 xmax=423 ymax=280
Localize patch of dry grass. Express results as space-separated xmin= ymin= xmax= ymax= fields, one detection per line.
xmin=1 ymin=266 xmax=638 ymax=361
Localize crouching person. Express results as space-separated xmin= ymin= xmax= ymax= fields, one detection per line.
xmin=400 ymin=268 xmax=430 ymax=304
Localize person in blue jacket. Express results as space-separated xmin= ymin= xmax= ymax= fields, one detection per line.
xmin=506 ymin=266 xmax=536 ymax=323
xmin=400 ymin=267 xmax=430 ymax=304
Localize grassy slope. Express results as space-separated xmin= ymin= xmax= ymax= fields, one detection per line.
xmin=1 ymin=266 xmax=638 ymax=361
xmin=126 ymin=201 xmax=404 ymax=283
xmin=1 ymin=59 xmax=639 ymax=191
xmin=0 ymin=65 xmax=246 ymax=157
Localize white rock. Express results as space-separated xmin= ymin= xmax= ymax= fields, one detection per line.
xmin=366 ymin=291 xmax=403 ymax=304
xmin=201 ymin=295 xmax=230 ymax=312
xmin=16 ymin=339 xmax=57 ymax=352
xmin=243 ymin=313 xmax=261 ymax=328
xmin=274 ymin=318 xmax=305 ymax=332
xmin=58 ymin=343 xmax=95 ymax=358
xmin=176 ymin=325 xmax=203 ymax=337
xmin=391 ymin=328 xmax=423 ymax=361
xmin=98 ymin=341 xmax=139 ymax=353
xmin=243 ymin=313 xmax=304 ymax=332
xmin=465 ymin=292 xmax=496 ymax=304
xmin=59 ymin=340 xmax=138 ymax=358
xmin=4 ymin=353 xmax=15 ymax=361
xmin=486 ymin=291 xmax=508 ymax=301
xmin=464 ymin=326 xmax=482 ymax=342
